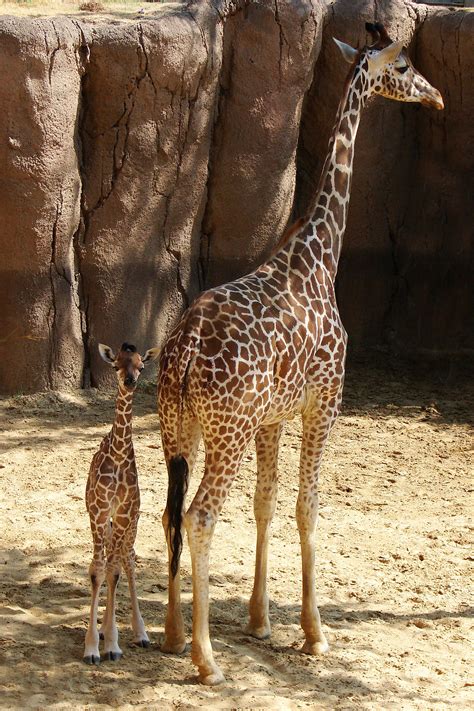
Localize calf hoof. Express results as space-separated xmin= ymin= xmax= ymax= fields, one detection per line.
xmin=135 ymin=639 xmax=150 ymax=648
xmin=83 ymin=654 xmax=100 ymax=666
xmin=102 ymin=651 xmax=123 ymax=662
xmin=199 ymin=668 xmax=225 ymax=686
xmin=301 ymin=638 xmax=329 ymax=655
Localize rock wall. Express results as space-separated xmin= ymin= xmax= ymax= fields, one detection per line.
xmin=0 ymin=0 xmax=472 ymax=394
xmin=295 ymin=0 xmax=474 ymax=354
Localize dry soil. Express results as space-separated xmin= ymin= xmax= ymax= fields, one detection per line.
xmin=0 ymin=360 xmax=473 ymax=709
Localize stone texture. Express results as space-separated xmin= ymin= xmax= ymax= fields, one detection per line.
xmin=0 ymin=0 xmax=472 ymax=394
xmin=388 ymin=8 xmax=474 ymax=353
xmin=76 ymin=8 xmax=222 ymax=386
xmin=296 ymin=0 xmax=421 ymax=349
xmin=0 ymin=17 xmax=84 ymax=393
xmin=296 ymin=0 xmax=473 ymax=354
xmin=201 ymin=0 xmax=323 ymax=287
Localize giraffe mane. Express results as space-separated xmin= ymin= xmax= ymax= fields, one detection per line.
xmin=271 ymin=216 xmax=308 ymax=254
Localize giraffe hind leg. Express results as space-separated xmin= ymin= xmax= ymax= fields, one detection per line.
xmin=161 ymin=413 xmax=201 ymax=655
xmin=186 ymin=428 xmax=255 ymax=685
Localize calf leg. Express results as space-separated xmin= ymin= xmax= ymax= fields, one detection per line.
xmin=84 ymin=520 xmax=107 ymax=664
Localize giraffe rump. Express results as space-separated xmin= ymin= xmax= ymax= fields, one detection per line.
xmin=167 ymin=454 xmax=189 ymax=578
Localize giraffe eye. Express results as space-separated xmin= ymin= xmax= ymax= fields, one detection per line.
xmin=396 ymin=65 xmax=408 ymax=74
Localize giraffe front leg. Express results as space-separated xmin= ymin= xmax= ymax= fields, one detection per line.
xmin=99 ymin=520 xmax=112 ymax=640
xmin=101 ymin=549 xmax=123 ymax=661
xmin=84 ymin=528 xmax=106 ymax=665
xmin=298 ymin=394 xmax=341 ymax=655
xmin=246 ymin=422 xmax=282 ymax=640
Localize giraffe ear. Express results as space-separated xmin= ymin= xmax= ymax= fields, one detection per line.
xmin=98 ymin=343 xmax=116 ymax=365
xmin=142 ymin=347 xmax=160 ymax=364
xmin=333 ymin=38 xmax=358 ymax=64
xmin=371 ymin=40 xmax=404 ymax=69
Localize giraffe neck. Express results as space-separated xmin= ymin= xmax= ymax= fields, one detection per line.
xmin=301 ymin=55 xmax=370 ymax=279
xmin=110 ymin=385 xmax=134 ymax=458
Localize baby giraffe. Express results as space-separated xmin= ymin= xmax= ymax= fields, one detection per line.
xmin=83 ymin=341 xmax=159 ymax=665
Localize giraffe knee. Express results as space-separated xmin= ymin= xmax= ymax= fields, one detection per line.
xmin=184 ymin=506 xmax=216 ymax=542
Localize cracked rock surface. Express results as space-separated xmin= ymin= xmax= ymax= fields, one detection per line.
xmin=0 ymin=0 xmax=472 ymax=394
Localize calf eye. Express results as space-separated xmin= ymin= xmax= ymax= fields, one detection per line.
xmin=397 ymin=65 xmax=408 ymax=74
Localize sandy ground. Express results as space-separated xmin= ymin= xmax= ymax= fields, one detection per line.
xmin=0 ymin=0 xmax=182 ymax=20
xmin=0 ymin=360 xmax=473 ymax=710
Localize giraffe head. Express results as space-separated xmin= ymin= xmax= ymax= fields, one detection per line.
xmin=334 ymin=22 xmax=443 ymax=110
xmin=99 ymin=342 xmax=160 ymax=391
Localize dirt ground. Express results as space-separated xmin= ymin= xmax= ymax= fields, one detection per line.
xmin=0 ymin=359 xmax=472 ymax=710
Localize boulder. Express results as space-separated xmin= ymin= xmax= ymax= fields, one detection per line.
xmin=0 ymin=0 xmax=472 ymax=394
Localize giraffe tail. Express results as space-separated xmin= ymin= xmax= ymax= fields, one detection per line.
xmin=167 ymin=454 xmax=189 ymax=578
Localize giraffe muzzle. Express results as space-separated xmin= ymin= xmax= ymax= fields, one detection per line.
xmin=421 ymin=88 xmax=444 ymax=111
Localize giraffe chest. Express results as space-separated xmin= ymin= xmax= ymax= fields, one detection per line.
xmin=87 ymin=445 xmax=138 ymax=512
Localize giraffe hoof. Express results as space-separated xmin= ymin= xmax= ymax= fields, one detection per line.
xmin=83 ymin=654 xmax=100 ymax=666
xmin=135 ymin=639 xmax=150 ymax=648
xmin=301 ymin=638 xmax=329 ymax=655
xmin=102 ymin=651 xmax=123 ymax=662
xmin=244 ymin=622 xmax=271 ymax=640
xmin=161 ymin=639 xmax=187 ymax=655
xmin=199 ymin=669 xmax=226 ymax=686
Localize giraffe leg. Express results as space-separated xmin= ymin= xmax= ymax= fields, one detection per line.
xmin=246 ymin=422 xmax=283 ymax=639
xmin=101 ymin=527 xmax=123 ymax=661
xmin=84 ymin=522 xmax=107 ymax=665
xmin=186 ymin=437 xmax=251 ymax=686
xmin=297 ymin=392 xmax=341 ymax=655
xmin=99 ymin=520 xmax=112 ymax=640
xmin=122 ymin=507 xmax=149 ymax=648
xmin=161 ymin=415 xmax=201 ymax=655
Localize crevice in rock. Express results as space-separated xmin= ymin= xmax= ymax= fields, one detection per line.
xmin=274 ymin=0 xmax=290 ymax=85
xmin=71 ymin=20 xmax=92 ymax=388
xmin=197 ymin=6 xmax=241 ymax=289
xmin=48 ymin=20 xmax=61 ymax=87
xmin=47 ymin=192 xmax=63 ymax=388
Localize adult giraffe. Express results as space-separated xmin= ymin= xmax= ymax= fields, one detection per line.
xmin=157 ymin=23 xmax=443 ymax=685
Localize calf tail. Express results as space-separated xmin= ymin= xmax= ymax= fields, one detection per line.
xmin=167 ymin=454 xmax=189 ymax=578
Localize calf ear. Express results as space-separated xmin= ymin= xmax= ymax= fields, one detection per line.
xmin=98 ymin=343 xmax=116 ymax=364
xmin=142 ymin=347 xmax=160 ymax=364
